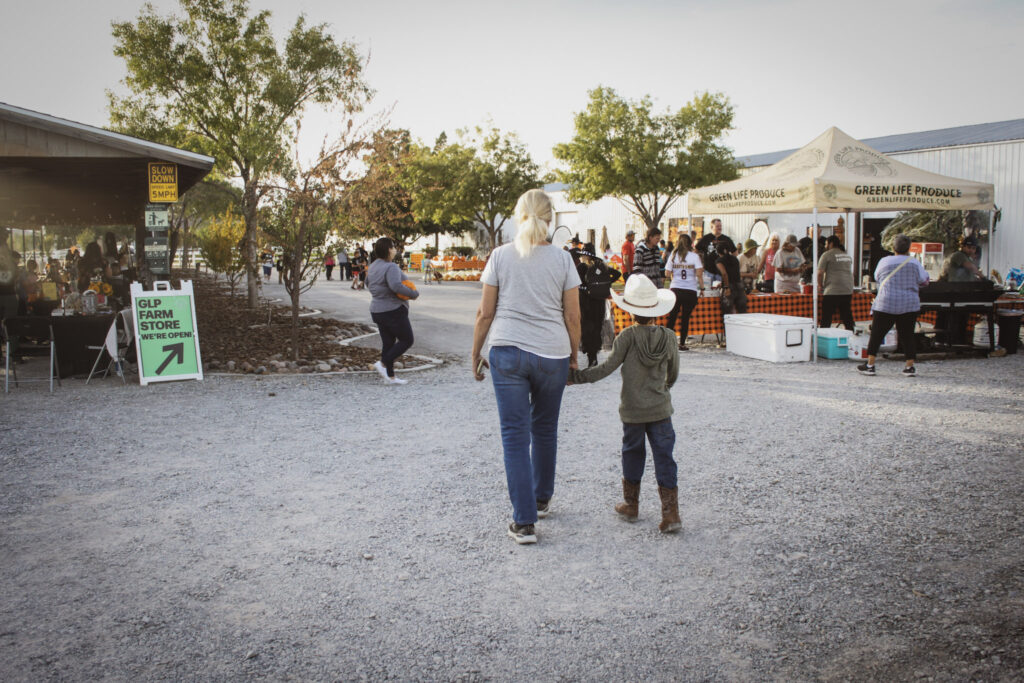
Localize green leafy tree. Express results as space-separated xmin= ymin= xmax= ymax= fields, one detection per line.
xmin=341 ymin=129 xmax=471 ymax=250
xmin=881 ymin=210 xmax=989 ymax=254
xmin=109 ymin=0 xmax=371 ymax=308
xmin=262 ymin=119 xmax=377 ymax=361
xmin=195 ymin=208 xmax=246 ymax=296
xmin=169 ymin=180 xmax=243 ymax=269
xmin=554 ymin=87 xmax=738 ymax=232
xmin=405 ymin=125 xmax=541 ymax=252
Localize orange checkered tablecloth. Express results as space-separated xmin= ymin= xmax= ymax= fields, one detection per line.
xmin=611 ymin=292 xmax=875 ymax=336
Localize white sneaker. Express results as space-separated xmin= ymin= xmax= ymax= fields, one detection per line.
xmin=386 ymin=376 xmax=407 ymax=385
xmin=372 ymin=361 xmax=389 ymax=380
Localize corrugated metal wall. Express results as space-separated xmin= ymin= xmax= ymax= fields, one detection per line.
xmin=884 ymin=142 xmax=1023 ymax=278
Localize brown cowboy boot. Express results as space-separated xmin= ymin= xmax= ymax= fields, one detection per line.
xmin=614 ymin=479 xmax=640 ymax=521
xmin=658 ymin=485 xmax=682 ymax=533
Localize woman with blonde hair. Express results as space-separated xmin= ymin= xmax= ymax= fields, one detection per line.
xmin=471 ymin=188 xmax=582 ymax=545
xmin=759 ymin=232 xmax=781 ymax=292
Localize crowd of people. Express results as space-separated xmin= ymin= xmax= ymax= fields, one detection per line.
xmin=0 ymin=228 xmax=136 ymax=320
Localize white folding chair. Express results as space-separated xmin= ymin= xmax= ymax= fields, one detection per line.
xmin=86 ymin=310 xmax=134 ymax=384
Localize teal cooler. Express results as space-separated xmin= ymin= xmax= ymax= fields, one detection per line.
xmin=817 ymin=328 xmax=852 ymax=359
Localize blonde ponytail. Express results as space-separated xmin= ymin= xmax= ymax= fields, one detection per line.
xmin=513 ymin=189 xmax=553 ymax=258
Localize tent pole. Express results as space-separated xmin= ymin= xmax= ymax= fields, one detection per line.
xmin=812 ymin=208 xmax=818 ymax=363
xmin=986 ymin=210 xmax=993 ymax=280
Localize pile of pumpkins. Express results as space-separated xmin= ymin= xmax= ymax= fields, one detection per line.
xmin=441 ymin=269 xmax=482 ymax=282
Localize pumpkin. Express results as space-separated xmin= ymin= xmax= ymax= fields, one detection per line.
xmin=397 ymin=279 xmax=418 ymax=301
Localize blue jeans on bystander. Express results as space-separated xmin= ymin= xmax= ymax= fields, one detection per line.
xmin=621 ymin=418 xmax=677 ymax=489
xmin=489 ymin=345 xmax=570 ymax=525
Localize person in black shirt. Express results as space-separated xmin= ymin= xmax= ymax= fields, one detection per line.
xmin=577 ymin=244 xmax=621 ymax=367
xmin=695 ymin=218 xmax=735 ymax=287
xmin=716 ymin=237 xmax=747 ymax=314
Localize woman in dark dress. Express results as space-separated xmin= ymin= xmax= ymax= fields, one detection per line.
xmin=578 ymin=243 xmax=620 ymax=368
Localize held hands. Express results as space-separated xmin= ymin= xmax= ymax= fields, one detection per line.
xmin=566 ymin=355 xmax=578 ymax=386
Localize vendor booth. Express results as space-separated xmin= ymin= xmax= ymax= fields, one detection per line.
xmin=679 ymin=127 xmax=998 ymax=360
xmin=1 ymin=102 xmax=214 ymax=384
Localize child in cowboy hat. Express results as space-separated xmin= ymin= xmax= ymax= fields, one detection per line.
xmin=569 ymin=274 xmax=682 ymax=533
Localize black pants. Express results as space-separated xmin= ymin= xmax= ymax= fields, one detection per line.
xmin=370 ymin=305 xmax=414 ymax=376
xmin=580 ymin=295 xmax=606 ymax=358
xmin=720 ymin=287 xmax=748 ymax=315
xmin=665 ymin=289 xmax=698 ymax=341
xmin=821 ymin=294 xmax=855 ymax=330
xmin=867 ymin=310 xmax=918 ymax=360
xmin=326 ymin=265 xmax=334 ymax=280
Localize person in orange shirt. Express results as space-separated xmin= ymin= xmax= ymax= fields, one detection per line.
xmin=621 ymin=230 xmax=636 ymax=281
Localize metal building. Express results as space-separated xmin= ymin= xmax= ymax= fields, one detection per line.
xmin=536 ymin=119 xmax=1023 ymax=278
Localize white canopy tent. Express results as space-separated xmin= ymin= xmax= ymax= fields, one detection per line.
xmin=687 ymin=126 xmax=996 ymax=361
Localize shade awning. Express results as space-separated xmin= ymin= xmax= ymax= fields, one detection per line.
xmin=688 ymin=127 xmax=995 ymax=215
xmin=0 ymin=102 xmax=215 ymax=227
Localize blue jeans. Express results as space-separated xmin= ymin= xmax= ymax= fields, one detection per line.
xmin=489 ymin=346 xmax=570 ymax=525
xmin=621 ymin=418 xmax=677 ymax=489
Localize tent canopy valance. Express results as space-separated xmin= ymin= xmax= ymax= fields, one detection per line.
xmin=688 ymin=127 xmax=995 ymax=215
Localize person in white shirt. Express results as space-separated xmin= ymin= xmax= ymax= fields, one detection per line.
xmin=663 ymin=234 xmax=704 ymax=351
xmin=772 ymin=234 xmax=805 ymax=293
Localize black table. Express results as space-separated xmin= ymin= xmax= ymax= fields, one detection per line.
xmin=50 ymin=314 xmax=115 ymax=378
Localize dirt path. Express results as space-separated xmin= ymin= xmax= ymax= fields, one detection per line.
xmin=1 ymin=349 xmax=1021 ymax=680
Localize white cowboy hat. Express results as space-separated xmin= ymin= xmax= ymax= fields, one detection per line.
xmin=611 ymin=274 xmax=676 ymax=317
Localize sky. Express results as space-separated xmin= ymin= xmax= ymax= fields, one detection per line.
xmin=2 ymin=0 xmax=1023 ymax=172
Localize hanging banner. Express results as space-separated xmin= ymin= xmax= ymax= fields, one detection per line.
xmin=148 ymin=162 xmax=178 ymax=203
xmin=130 ymin=281 xmax=203 ymax=386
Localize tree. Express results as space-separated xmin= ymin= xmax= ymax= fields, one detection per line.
xmin=262 ymin=119 xmax=377 ymax=361
xmin=195 ymin=208 xmax=246 ymax=296
xmin=341 ymin=129 xmax=472 ymax=250
xmin=881 ymin=210 xmax=987 ymax=253
xmin=169 ymin=180 xmax=243 ymax=269
xmin=405 ymin=125 xmax=541 ymax=252
xmin=554 ymin=87 xmax=738 ymax=232
xmin=110 ymin=0 xmax=371 ymax=308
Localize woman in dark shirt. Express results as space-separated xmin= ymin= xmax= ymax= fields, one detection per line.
xmin=77 ymin=242 xmax=112 ymax=293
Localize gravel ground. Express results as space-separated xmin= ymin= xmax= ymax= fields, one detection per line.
xmin=1 ymin=349 xmax=1022 ymax=681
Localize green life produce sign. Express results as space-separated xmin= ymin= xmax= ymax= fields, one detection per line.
xmin=130 ymin=281 xmax=203 ymax=385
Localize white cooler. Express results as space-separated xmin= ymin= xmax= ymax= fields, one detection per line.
xmin=723 ymin=313 xmax=813 ymax=362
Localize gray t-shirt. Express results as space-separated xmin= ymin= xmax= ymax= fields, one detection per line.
xmin=481 ymin=243 xmax=581 ymax=358
xmin=817 ymin=248 xmax=855 ymax=295
xmin=368 ymin=259 xmax=418 ymax=313
xmin=772 ymin=247 xmax=805 ymax=292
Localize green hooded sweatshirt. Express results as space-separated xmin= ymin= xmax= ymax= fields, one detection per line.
xmin=570 ymin=323 xmax=678 ymax=424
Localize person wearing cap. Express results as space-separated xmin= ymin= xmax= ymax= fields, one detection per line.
xmin=578 ymin=243 xmax=620 ymax=368
xmin=936 ymin=235 xmax=984 ymax=344
xmin=569 ymin=274 xmax=681 ymax=534
xmin=771 ymin=234 xmax=805 ymax=294
xmin=939 ymin=235 xmax=983 ymax=282
xmin=621 ymin=230 xmax=636 ymax=280
xmin=817 ymin=235 xmax=855 ymax=330
xmin=738 ymin=239 xmax=761 ymax=293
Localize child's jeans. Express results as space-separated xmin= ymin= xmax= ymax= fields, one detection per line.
xmin=621 ymin=418 xmax=677 ymax=489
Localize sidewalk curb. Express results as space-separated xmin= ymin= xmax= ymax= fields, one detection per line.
xmin=204 ymin=327 xmax=444 ymax=378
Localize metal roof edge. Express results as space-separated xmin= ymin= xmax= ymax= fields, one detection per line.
xmin=739 ymin=118 xmax=1024 ymax=169
xmin=0 ymin=101 xmax=216 ymax=169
